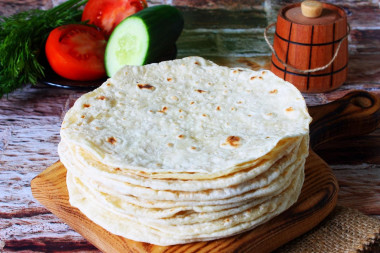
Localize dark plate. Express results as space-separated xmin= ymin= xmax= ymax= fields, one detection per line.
xmin=41 ymin=67 xmax=106 ymax=90
xmin=40 ymin=44 xmax=177 ymax=90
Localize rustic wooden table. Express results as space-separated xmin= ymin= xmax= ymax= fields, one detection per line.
xmin=0 ymin=0 xmax=379 ymax=252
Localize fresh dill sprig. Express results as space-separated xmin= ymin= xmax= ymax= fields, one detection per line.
xmin=0 ymin=0 xmax=88 ymax=97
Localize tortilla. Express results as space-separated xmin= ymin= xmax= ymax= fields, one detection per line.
xmin=67 ymin=168 xmax=303 ymax=245
xmin=59 ymin=56 xmax=311 ymax=246
xmin=61 ymin=136 xmax=302 ymax=189
xmin=60 ymin=57 xmax=311 ymax=177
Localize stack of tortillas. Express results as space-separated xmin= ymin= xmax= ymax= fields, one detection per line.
xmin=58 ymin=57 xmax=312 ymax=246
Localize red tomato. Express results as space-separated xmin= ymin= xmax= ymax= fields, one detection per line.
xmin=82 ymin=0 xmax=147 ymax=37
xmin=45 ymin=24 xmax=107 ymax=81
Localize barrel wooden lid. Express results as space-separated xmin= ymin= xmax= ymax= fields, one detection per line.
xmin=282 ymin=2 xmax=345 ymax=26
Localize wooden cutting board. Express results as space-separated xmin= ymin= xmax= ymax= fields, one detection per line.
xmin=31 ymin=91 xmax=380 ymax=253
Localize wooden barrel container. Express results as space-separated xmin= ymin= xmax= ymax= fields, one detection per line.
xmin=270 ymin=1 xmax=349 ymax=93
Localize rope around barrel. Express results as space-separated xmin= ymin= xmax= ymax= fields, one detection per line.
xmin=264 ymin=23 xmax=351 ymax=74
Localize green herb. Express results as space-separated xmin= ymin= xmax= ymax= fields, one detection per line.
xmin=0 ymin=0 xmax=88 ymax=97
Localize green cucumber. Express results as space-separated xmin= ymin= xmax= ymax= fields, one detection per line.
xmin=105 ymin=5 xmax=184 ymax=77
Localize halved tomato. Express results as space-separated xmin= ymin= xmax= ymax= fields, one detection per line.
xmin=82 ymin=0 xmax=147 ymax=37
xmin=45 ymin=24 xmax=107 ymax=81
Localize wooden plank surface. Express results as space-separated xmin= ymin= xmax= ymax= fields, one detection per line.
xmin=30 ymin=150 xmax=338 ymax=253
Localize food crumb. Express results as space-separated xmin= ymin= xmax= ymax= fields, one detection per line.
xmin=158 ymin=106 xmax=168 ymax=113
xmin=286 ymin=107 xmax=294 ymax=112
xmin=222 ymin=136 xmax=241 ymax=147
xmin=107 ymin=137 xmax=117 ymax=145
xmin=269 ymin=89 xmax=278 ymax=94
xmin=137 ymin=84 xmax=155 ymax=90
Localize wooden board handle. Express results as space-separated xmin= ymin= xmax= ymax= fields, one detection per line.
xmin=309 ymin=91 xmax=380 ymax=149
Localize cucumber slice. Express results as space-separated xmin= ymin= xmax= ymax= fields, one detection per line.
xmin=105 ymin=5 xmax=184 ymax=77
xmin=105 ymin=18 xmax=148 ymax=74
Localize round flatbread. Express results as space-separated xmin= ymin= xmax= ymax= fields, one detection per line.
xmin=60 ymin=57 xmax=311 ymax=177
xmin=59 ymin=56 xmax=311 ymax=246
